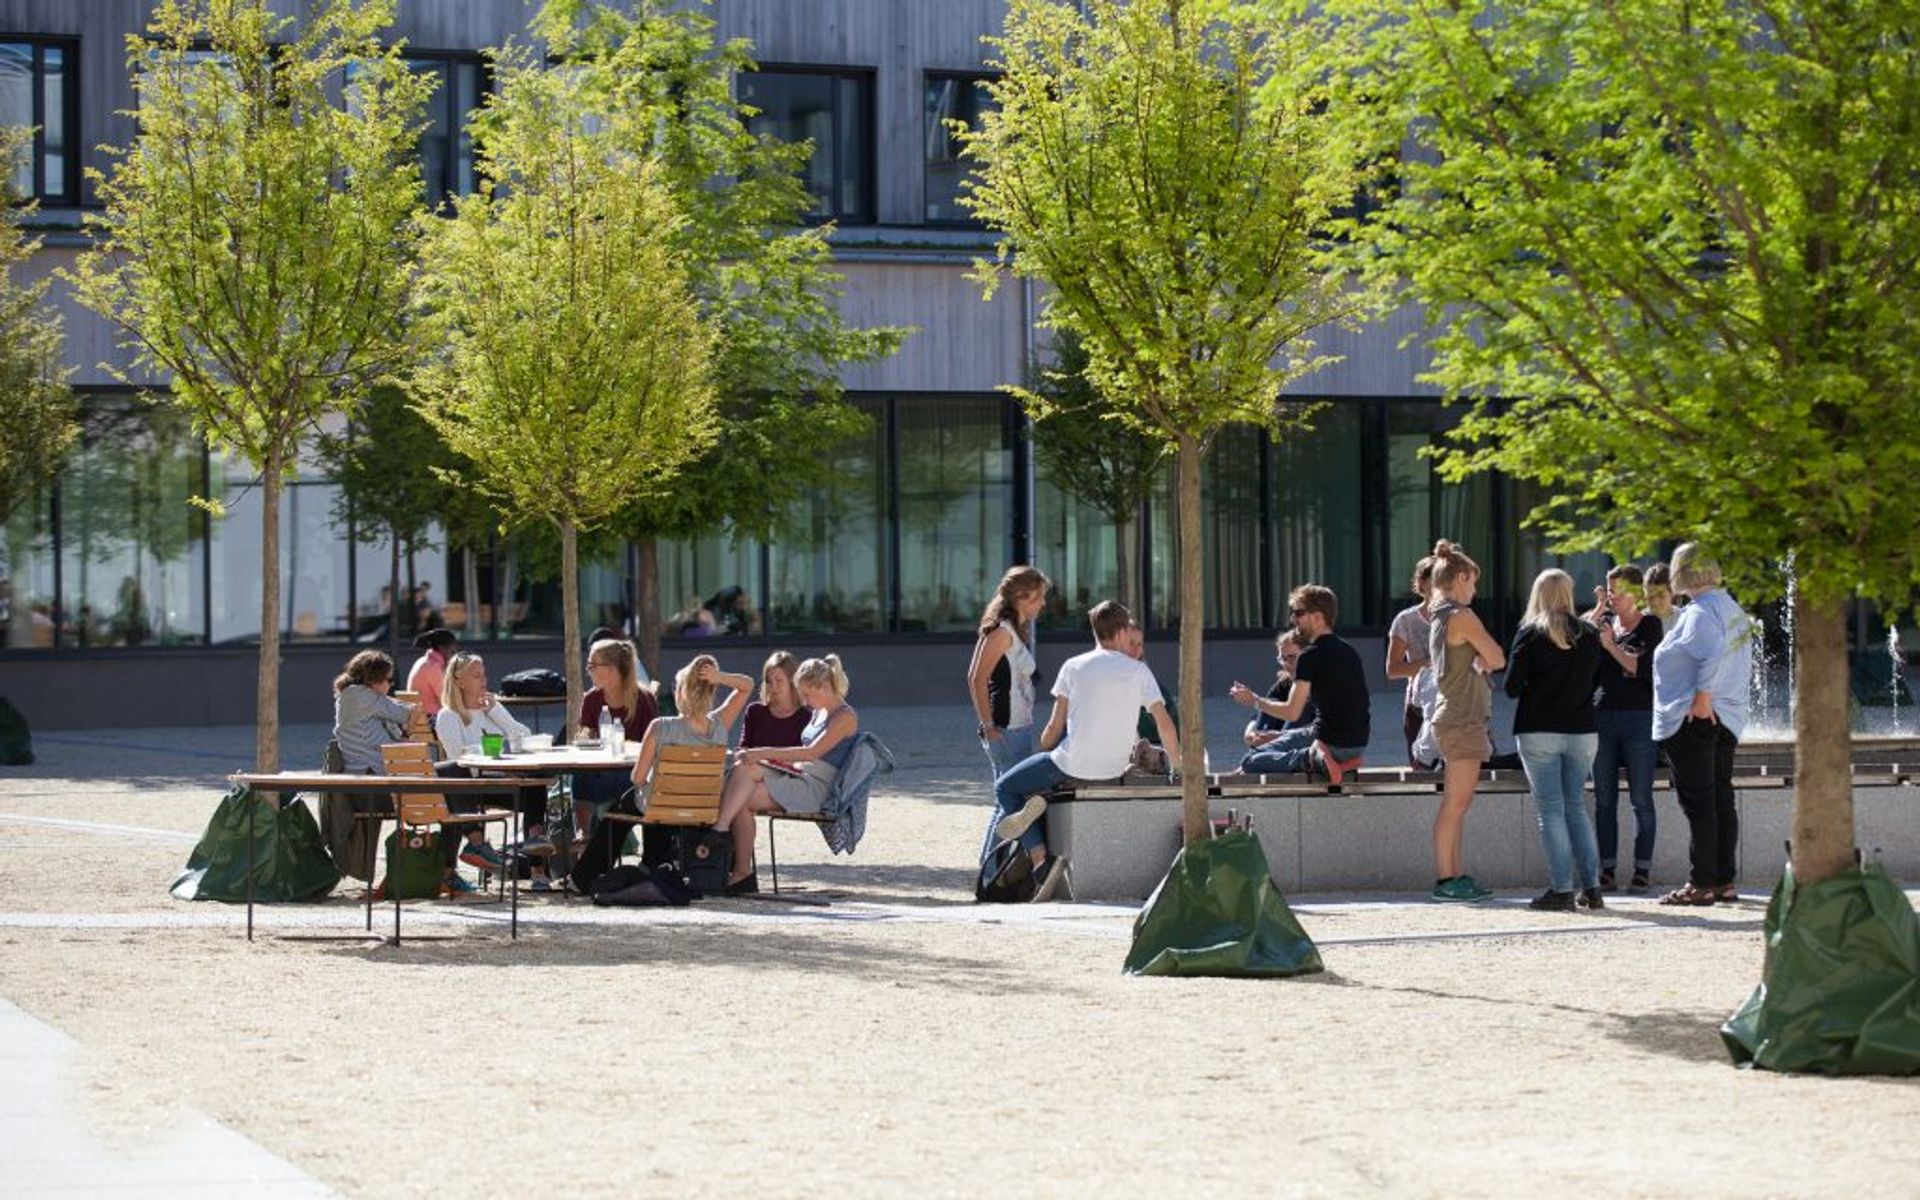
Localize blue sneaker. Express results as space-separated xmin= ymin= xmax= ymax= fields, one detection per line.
xmin=442 ymin=874 xmax=477 ymax=895
xmin=1430 ymin=876 xmax=1490 ymax=903
xmin=1458 ymin=874 xmax=1494 ymax=901
xmin=460 ymin=841 xmax=504 ymax=873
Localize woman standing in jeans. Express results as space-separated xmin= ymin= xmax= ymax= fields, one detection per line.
xmin=1585 ymin=564 xmax=1664 ymax=892
xmin=1652 ymin=544 xmax=1754 ymax=906
xmin=967 ymin=567 xmax=1049 ymax=850
xmin=1505 ymin=570 xmax=1606 ymax=911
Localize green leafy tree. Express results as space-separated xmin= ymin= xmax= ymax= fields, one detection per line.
xmin=411 ymin=39 xmax=719 ymax=723
xmin=963 ymin=0 xmax=1372 ymax=840
xmin=62 ymin=0 xmax=429 ymax=770
xmin=1025 ymin=330 xmax=1167 ymax=615
xmin=532 ymin=1 xmax=907 ymax=676
xmin=1339 ymin=0 xmax=1920 ymax=886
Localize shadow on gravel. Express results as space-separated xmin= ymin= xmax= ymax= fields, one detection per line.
xmin=1604 ymin=1008 xmax=1735 ymax=1065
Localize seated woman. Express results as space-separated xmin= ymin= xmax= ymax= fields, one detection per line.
xmin=712 ymin=655 xmax=858 ymax=896
xmin=629 ymin=655 xmax=756 ymax=794
xmin=1242 ymin=630 xmax=1317 ymax=754
xmin=571 ymin=638 xmax=660 ymax=843
xmin=739 ymin=650 xmax=810 ymax=750
xmin=434 ymin=651 xmax=554 ymax=891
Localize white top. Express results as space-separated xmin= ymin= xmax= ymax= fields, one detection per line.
xmin=1047 ymin=647 xmax=1165 ymax=780
xmin=435 ymin=702 xmax=532 ymax=761
xmin=1388 ymin=603 xmax=1432 ymax=707
xmin=1001 ymin=619 xmax=1037 ymax=729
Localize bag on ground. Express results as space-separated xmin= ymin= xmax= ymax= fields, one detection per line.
xmin=378 ymin=826 xmax=444 ymax=900
xmin=170 ymin=785 xmax=343 ymax=903
xmin=0 ymin=696 xmax=33 ymax=765
xmin=1721 ymin=860 xmax=1920 ymax=1075
xmin=1124 ymin=828 xmax=1323 ymax=978
xmin=976 ymin=837 xmax=1037 ymax=903
xmin=591 ymin=863 xmax=694 ymax=907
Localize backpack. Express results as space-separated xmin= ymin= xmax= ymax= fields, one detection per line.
xmin=499 ymin=668 xmax=565 ymax=698
xmin=975 ymin=837 xmax=1038 ymax=903
xmin=591 ymin=863 xmax=695 ymax=908
xmin=380 ymin=827 xmax=445 ymax=899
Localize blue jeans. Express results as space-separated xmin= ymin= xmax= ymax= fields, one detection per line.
xmin=979 ymin=725 xmax=1036 ymax=860
xmin=1517 ymin=731 xmax=1601 ymax=893
xmin=1241 ymin=727 xmax=1365 ymax=776
xmin=1591 ymin=708 xmax=1657 ymax=871
xmin=988 ymin=750 xmax=1069 ymax=860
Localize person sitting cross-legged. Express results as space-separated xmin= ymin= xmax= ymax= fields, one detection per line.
xmin=989 ymin=600 xmax=1179 ymax=902
xmin=1228 ymin=584 xmax=1371 ymax=780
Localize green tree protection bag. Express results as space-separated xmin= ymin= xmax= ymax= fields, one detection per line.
xmin=1124 ymin=828 xmax=1323 ymax=978
xmin=1721 ymin=861 xmax=1920 ymax=1074
xmin=170 ymin=786 xmax=342 ymax=903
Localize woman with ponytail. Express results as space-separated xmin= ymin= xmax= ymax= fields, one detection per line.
xmin=712 ymin=654 xmax=860 ymax=895
xmin=966 ymin=566 xmax=1049 ymax=850
xmin=1426 ymin=540 xmax=1505 ymax=902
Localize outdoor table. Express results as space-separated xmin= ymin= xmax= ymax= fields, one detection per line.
xmin=454 ymin=745 xmax=639 ymax=774
xmin=229 ymin=771 xmax=557 ymax=945
xmin=498 ymin=694 xmax=569 ymax=733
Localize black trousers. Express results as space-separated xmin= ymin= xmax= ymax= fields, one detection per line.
xmin=1660 ymin=717 xmax=1739 ymax=887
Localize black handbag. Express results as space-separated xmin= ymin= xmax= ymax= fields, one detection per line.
xmin=499 ymin=668 xmax=565 ymax=697
xmin=976 ymin=837 xmax=1037 ymax=903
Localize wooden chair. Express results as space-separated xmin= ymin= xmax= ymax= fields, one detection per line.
xmin=601 ymin=744 xmax=728 ymax=883
xmin=380 ymin=742 xmax=517 ymax=908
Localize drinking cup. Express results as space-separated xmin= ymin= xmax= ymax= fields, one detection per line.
xmin=482 ymin=732 xmax=504 ymax=757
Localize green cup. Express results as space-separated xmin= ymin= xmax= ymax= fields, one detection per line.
xmin=481 ymin=732 xmax=504 ymax=757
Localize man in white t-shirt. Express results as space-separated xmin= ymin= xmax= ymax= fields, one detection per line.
xmin=989 ymin=600 xmax=1180 ymax=900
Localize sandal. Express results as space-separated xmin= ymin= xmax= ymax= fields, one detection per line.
xmin=1716 ymin=885 xmax=1740 ymax=903
xmin=1658 ymin=884 xmax=1717 ymax=907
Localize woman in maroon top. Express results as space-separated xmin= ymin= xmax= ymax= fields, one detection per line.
xmin=740 ymin=650 xmax=811 ymax=748
xmin=572 ymin=639 xmax=660 ymax=839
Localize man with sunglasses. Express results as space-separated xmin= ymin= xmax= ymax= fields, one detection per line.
xmin=1229 ymin=584 xmax=1371 ymax=779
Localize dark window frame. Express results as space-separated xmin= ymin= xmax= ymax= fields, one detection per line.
xmin=922 ymin=69 xmax=998 ymax=228
xmin=739 ymin=62 xmax=877 ymax=226
xmin=0 ymin=34 xmax=80 ymax=204
xmin=396 ymin=48 xmax=490 ymax=209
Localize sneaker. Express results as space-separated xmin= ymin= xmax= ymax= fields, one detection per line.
xmin=519 ymin=831 xmax=556 ymax=858
xmin=1456 ymin=874 xmax=1494 ymax=901
xmin=1577 ymin=887 xmax=1606 ymax=910
xmin=994 ymin=794 xmax=1048 ymax=843
xmin=1030 ymin=855 xmax=1073 ymax=903
xmin=460 ymin=841 xmax=505 ymax=873
xmin=442 ymin=874 xmax=477 ymax=895
xmin=1529 ymin=889 xmax=1577 ymax=911
xmin=1430 ymin=876 xmax=1481 ymax=903
xmin=530 ymin=875 xmax=553 ymax=893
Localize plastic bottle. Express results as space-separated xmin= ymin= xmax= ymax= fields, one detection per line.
xmin=598 ymin=708 xmax=615 ymax=750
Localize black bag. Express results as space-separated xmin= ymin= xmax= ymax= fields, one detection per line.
xmin=976 ymin=837 xmax=1037 ymax=903
xmin=568 ymin=787 xmax=640 ymax=893
xmin=669 ymin=827 xmax=732 ymax=896
xmin=0 ymin=696 xmax=33 ymax=766
xmin=591 ymin=863 xmax=694 ymax=908
xmin=499 ymin=668 xmax=565 ymax=698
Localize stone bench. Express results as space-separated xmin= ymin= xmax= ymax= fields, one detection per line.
xmin=1045 ymin=767 xmax=1920 ymax=901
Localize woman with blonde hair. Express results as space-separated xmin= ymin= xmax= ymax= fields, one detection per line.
xmin=435 ymin=651 xmax=552 ymax=887
xmin=1426 ymin=540 xmax=1506 ymax=902
xmin=627 ymin=654 xmax=755 ymax=795
xmin=713 ymin=654 xmax=860 ymax=895
xmin=1505 ymin=570 xmax=1606 ymax=911
xmin=572 ymin=638 xmax=660 ymax=841
xmin=741 ymin=650 xmax=810 ymax=749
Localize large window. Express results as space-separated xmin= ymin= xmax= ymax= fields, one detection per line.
xmin=405 ymin=53 xmax=484 ymax=206
xmin=1146 ymin=426 xmax=1265 ymax=630
xmin=740 ymin=67 xmax=875 ymax=224
xmin=1 ymin=473 xmax=54 ymax=649
xmin=897 ymin=396 xmax=1014 ymax=632
xmin=768 ymin=397 xmax=887 ymax=632
xmin=0 ymin=37 xmax=77 ymax=203
xmin=1271 ymin=404 xmax=1365 ymax=620
xmin=924 ymin=72 xmax=995 ymax=224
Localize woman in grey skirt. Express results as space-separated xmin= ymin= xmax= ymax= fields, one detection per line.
xmin=713 ymin=654 xmax=860 ymax=895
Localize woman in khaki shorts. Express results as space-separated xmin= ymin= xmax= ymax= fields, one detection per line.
xmin=1425 ymin=540 xmax=1506 ymax=902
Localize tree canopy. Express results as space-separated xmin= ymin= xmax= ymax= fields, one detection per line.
xmin=0 ymin=124 xmax=73 ymax=529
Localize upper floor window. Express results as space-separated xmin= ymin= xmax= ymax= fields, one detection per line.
xmin=740 ymin=67 xmax=874 ymax=225
xmin=924 ymin=72 xmax=996 ymax=225
xmin=405 ymin=53 xmax=485 ymax=207
xmin=0 ymin=37 xmax=78 ymax=203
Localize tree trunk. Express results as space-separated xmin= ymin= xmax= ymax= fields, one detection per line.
xmin=1115 ymin=513 xmax=1137 ymax=617
xmin=1790 ymin=592 xmax=1856 ymax=884
xmin=462 ymin=542 xmax=481 ymax=636
xmin=636 ymin=536 xmax=662 ymax=682
xmin=560 ymin=517 xmax=584 ymax=736
xmin=255 ymin=446 xmax=284 ymax=773
xmin=386 ymin=532 xmax=401 ymax=668
xmin=1175 ymin=434 xmax=1208 ymax=843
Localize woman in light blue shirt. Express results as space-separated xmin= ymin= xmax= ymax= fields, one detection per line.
xmin=1651 ymin=544 xmax=1754 ymax=906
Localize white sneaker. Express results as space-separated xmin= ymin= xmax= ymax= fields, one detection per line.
xmin=1030 ymin=855 xmax=1073 ymax=903
xmin=994 ymin=794 xmax=1048 ymax=843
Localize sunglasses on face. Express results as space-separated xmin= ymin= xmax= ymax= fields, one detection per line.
xmin=1288 ymin=607 xmax=1308 ymax=617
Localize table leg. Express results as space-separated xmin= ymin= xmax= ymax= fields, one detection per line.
xmin=510 ymin=807 xmax=519 ymax=941
xmin=245 ymin=790 xmax=256 ymax=942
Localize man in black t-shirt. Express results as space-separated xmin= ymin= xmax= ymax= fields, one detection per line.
xmin=1230 ymin=584 xmax=1371 ymax=775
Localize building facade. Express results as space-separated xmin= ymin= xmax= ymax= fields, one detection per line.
xmin=0 ymin=0 xmax=1604 ymax=728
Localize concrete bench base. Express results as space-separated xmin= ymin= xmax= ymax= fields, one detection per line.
xmin=1048 ymin=782 xmax=1920 ymax=901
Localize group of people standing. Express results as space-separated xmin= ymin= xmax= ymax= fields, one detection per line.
xmin=1388 ymin=540 xmax=1753 ymax=909
xmin=330 ymin=627 xmax=861 ymax=897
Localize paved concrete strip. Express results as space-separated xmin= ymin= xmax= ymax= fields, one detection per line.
xmin=0 ymin=997 xmax=338 ymax=1198
xmin=0 ymin=813 xmax=199 ymax=844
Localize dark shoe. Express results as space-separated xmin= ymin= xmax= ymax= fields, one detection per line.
xmin=1716 ymin=885 xmax=1740 ymax=903
xmin=1528 ymin=889 xmax=1577 ymax=912
xmin=1599 ymin=867 xmax=1616 ymax=892
xmin=724 ymin=872 xmax=759 ymax=897
xmin=1658 ymin=884 xmax=1717 ymax=907
xmin=1628 ymin=867 xmax=1651 ymax=893
xmin=1578 ymin=887 xmax=1606 ymax=911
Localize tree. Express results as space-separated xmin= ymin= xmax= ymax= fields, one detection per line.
xmin=63 ymin=0 xmax=430 ymax=770
xmin=963 ymin=0 xmax=1372 ymax=841
xmin=1023 ymin=329 xmax=1167 ymax=615
xmin=411 ymin=37 xmax=719 ymax=727
xmin=1339 ymin=0 xmax=1920 ymax=886
xmin=533 ymin=1 xmax=908 ymax=677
